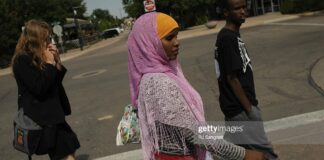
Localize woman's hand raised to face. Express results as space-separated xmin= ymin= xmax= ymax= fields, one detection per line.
xmin=44 ymin=45 xmax=55 ymax=65
xmin=47 ymin=43 xmax=59 ymax=55
xmin=48 ymin=44 xmax=61 ymax=63
xmin=47 ymin=43 xmax=63 ymax=70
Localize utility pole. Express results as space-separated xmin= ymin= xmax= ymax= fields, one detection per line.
xmin=73 ymin=6 xmax=84 ymax=51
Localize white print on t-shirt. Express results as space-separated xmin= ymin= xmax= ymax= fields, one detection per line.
xmin=237 ymin=37 xmax=252 ymax=73
xmin=215 ymin=59 xmax=220 ymax=79
xmin=214 ymin=46 xmax=221 ymax=79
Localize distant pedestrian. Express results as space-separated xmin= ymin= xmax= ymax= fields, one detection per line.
xmin=128 ymin=12 xmax=266 ymax=160
xmin=11 ymin=19 xmax=80 ymax=160
xmin=215 ymin=0 xmax=278 ymax=159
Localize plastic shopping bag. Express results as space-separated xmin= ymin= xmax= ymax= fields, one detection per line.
xmin=116 ymin=104 xmax=141 ymax=146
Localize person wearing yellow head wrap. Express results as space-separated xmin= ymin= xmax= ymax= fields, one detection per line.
xmin=157 ymin=13 xmax=179 ymax=39
xmin=128 ymin=12 xmax=256 ymax=160
xmin=156 ymin=13 xmax=181 ymax=60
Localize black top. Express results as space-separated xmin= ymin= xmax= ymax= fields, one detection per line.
xmin=215 ymin=28 xmax=258 ymax=118
xmin=13 ymin=54 xmax=71 ymax=125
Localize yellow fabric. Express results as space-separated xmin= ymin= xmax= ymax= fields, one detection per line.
xmin=157 ymin=13 xmax=179 ymax=39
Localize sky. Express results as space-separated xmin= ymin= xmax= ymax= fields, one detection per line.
xmin=83 ymin=0 xmax=127 ymax=18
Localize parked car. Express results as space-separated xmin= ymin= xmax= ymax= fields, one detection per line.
xmin=114 ymin=27 xmax=124 ymax=33
xmin=101 ymin=28 xmax=119 ymax=39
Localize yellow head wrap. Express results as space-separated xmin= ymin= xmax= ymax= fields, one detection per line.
xmin=157 ymin=13 xmax=179 ymax=39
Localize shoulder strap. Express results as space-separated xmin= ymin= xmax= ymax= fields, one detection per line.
xmin=17 ymin=85 xmax=27 ymax=110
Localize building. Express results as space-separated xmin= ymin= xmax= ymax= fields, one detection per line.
xmin=248 ymin=0 xmax=285 ymax=16
xmin=63 ymin=18 xmax=95 ymax=41
xmin=62 ymin=18 xmax=99 ymax=50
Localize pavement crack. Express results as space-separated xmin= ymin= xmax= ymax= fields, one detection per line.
xmin=308 ymin=55 xmax=324 ymax=97
xmin=267 ymin=86 xmax=304 ymax=100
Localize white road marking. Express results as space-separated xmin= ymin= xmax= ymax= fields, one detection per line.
xmin=72 ymin=69 xmax=107 ymax=79
xmin=272 ymin=129 xmax=324 ymax=144
xmin=263 ymin=16 xmax=299 ymax=24
xmin=94 ymin=109 xmax=324 ymax=160
xmin=265 ymin=22 xmax=324 ymax=27
xmin=264 ymin=109 xmax=324 ymax=132
xmin=98 ymin=115 xmax=113 ymax=121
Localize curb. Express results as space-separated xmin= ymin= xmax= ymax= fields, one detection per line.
xmin=0 ymin=68 xmax=11 ymax=77
xmin=263 ymin=15 xmax=299 ymax=24
xmin=299 ymin=10 xmax=324 ymax=16
xmin=309 ymin=56 xmax=324 ymax=96
xmin=60 ymin=37 xmax=123 ymax=62
xmin=264 ymin=10 xmax=324 ymax=24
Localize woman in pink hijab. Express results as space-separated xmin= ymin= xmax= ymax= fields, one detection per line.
xmin=127 ymin=12 xmax=265 ymax=160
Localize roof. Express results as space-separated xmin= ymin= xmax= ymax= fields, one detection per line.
xmin=64 ymin=18 xmax=92 ymax=28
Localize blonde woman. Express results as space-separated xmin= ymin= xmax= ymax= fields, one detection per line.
xmin=11 ymin=19 xmax=80 ymax=160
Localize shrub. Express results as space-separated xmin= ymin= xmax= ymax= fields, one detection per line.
xmin=281 ymin=0 xmax=324 ymax=14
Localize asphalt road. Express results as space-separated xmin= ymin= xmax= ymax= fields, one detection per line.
xmin=1 ymin=13 xmax=324 ymax=160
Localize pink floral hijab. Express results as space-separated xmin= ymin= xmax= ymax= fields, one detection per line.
xmin=127 ymin=12 xmax=206 ymax=159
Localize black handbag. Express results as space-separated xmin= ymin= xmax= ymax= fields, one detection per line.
xmin=13 ymin=108 xmax=42 ymax=160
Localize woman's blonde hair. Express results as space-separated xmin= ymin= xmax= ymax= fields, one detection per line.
xmin=11 ymin=19 xmax=51 ymax=71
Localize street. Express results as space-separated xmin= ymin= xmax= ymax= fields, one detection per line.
xmin=1 ymin=13 xmax=324 ymax=159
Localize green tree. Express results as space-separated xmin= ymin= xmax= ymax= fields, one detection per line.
xmin=281 ymin=0 xmax=324 ymax=14
xmin=122 ymin=0 xmax=145 ymax=18
xmin=122 ymin=0 xmax=219 ymax=28
xmin=92 ymin=9 xmax=114 ymax=20
xmin=91 ymin=9 xmax=118 ymax=31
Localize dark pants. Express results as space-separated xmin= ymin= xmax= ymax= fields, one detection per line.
xmin=224 ymin=106 xmax=278 ymax=160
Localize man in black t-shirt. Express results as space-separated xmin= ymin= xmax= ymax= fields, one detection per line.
xmin=215 ymin=0 xmax=278 ymax=159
